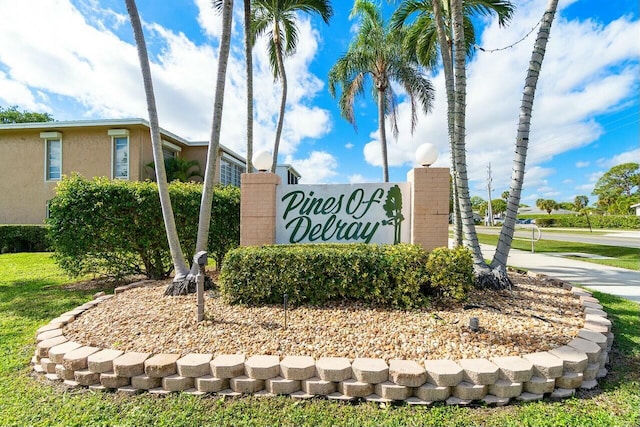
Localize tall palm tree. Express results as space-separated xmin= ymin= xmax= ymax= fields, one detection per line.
xmin=328 ymin=0 xmax=435 ymax=182
xmin=391 ymin=0 xmax=514 ymax=245
xmin=244 ymin=0 xmax=254 ymax=174
xmin=124 ymin=0 xmax=190 ymax=281
xmin=189 ymin=0 xmax=234 ymax=283
xmin=251 ymin=0 xmax=333 ymax=172
xmin=129 ymin=0 xmax=234 ymax=295
xmin=444 ymin=0 xmax=559 ymax=288
xmin=490 ymin=1 xmax=559 ymax=286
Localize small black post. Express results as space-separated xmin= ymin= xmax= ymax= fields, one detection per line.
xmin=283 ymin=293 xmax=288 ymax=329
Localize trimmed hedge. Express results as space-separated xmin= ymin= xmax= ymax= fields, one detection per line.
xmin=0 ymin=225 xmax=50 ymax=253
xmin=521 ymin=214 xmax=640 ymax=229
xmin=425 ymin=246 xmax=474 ymax=301
xmin=47 ymin=174 xmax=240 ymax=279
xmin=219 ymin=244 xmax=474 ymax=308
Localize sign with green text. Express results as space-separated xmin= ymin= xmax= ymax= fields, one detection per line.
xmin=276 ymin=183 xmax=411 ymax=244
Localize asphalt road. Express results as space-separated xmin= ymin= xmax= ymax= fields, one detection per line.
xmin=475 ymin=226 xmax=640 ymax=249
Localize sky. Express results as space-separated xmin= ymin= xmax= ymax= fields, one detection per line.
xmin=0 ymin=0 xmax=638 ymax=206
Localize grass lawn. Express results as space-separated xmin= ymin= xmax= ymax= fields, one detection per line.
xmin=1 ymin=253 xmax=639 ymax=426
xmin=476 ymin=233 xmax=639 ymax=271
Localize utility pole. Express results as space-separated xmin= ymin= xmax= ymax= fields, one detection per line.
xmin=486 ymin=163 xmax=493 ymax=226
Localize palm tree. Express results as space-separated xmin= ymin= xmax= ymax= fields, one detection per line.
xmin=328 ymin=0 xmax=435 ymax=182
xmin=172 ymin=0 xmax=234 ymax=295
xmin=146 ymin=158 xmax=204 ymax=182
xmin=251 ymin=0 xmax=333 ymax=172
xmin=391 ymin=0 xmax=514 ymax=245
xmin=244 ymin=0 xmax=254 ymax=174
xmin=124 ymin=0 xmax=190 ymax=281
xmin=489 ymin=0 xmax=560 ymax=287
xmin=129 ymin=0 xmax=234 ymax=295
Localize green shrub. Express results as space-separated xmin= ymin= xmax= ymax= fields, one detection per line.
xmin=0 ymin=225 xmax=50 ymax=253
xmin=47 ymin=174 xmax=240 ymax=279
xmin=219 ymin=244 xmax=473 ymax=308
xmin=425 ymin=246 xmax=474 ymax=301
xmin=519 ymin=214 xmax=639 ymax=229
xmin=534 ymin=217 xmax=556 ymax=227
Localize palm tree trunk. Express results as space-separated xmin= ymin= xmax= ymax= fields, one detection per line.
xmin=450 ymin=0 xmax=486 ymax=272
xmin=378 ymin=88 xmax=390 ymax=183
xmin=125 ymin=0 xmax=189 ymax=280
xmin=195 ymin=0 xmax=234 ymax=255
xmin=270 ymin=28 xmax=287 ymax=173
xmin=244 ymin=0 xmax=254 ymax=174
xmin=491 ymin=0 xmax=559 ymax=275
xmin=432 ymin=0 xmax=462 ymax=246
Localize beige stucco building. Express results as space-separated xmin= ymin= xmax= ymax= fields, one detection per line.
xmin=0 ymin=119 xmax=249 ymax=224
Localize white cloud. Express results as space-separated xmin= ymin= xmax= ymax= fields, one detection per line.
xmin=575 ymin=161 xmax=590 ymax=168
xmin=194 ymin=0 xmax=223 ymax=39
xmin=599 ymin=148 xmax=640 ymax=168
xmin=286 ymin=151 xmax=338 ymax=184
xmin=345 ymin=142 xmax=354 ymax=149
xmin=347 ymin=173 xmax=380 ymax=184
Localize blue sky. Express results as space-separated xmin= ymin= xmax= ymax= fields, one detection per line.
xmin=0 ymin=0 xmax=637 ymax=206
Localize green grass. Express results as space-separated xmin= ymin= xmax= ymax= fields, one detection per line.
xmin=1 ymin=253 xmax=639 ymax=426
xmin=476 ymin=233 xmax=639 ymax=270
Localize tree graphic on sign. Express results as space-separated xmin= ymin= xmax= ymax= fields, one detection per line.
xmin=382 ymin=185 xmax=404 ymax=244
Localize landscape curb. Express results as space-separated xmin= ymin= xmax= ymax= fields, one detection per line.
xmin=32 ymin=274 xmax=613 ymax=406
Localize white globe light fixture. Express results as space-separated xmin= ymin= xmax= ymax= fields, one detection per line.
xmin=415 ymin=143 xmax=439 ymax=167
xmin=253 ymin=150 xmax=273 ymax=172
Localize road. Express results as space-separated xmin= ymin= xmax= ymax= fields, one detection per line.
xmin=474 ymin=226 xmax=640 ymax=248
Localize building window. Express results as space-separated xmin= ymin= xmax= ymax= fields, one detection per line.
xmin=163 ymin=147 xmax=176 ymax=160
xmin=109 ymin=129 xmax=130 ymax=180
xmin=287 ymin=170 xmax=299 ymax=185
xmin=41 ymin=131 xmax=62 ymax=181
xmin=220 ymin=158 xmax=245 ymax=187
xmin=162 ymin=139 xmax=181 ymax=160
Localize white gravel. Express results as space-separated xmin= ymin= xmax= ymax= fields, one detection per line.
xmin=63 ymin=272 xmax=584 ymax=362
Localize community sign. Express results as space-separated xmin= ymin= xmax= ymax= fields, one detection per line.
xmin=276 ymin=183 xmax=411 ymax=245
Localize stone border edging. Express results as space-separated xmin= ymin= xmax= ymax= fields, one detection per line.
xmin=32 ymin=274 xmax=614 ymax=406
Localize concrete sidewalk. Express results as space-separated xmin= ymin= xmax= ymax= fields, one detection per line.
xmin=478 ymin=244 xmax=640 ymax=303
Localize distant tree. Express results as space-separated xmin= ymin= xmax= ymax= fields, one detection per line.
xmin=492 ymin=199 xmax=507 ymax=216
xmin=592 ymin=163 xmax=639 ymax=214
xmin=501 ymin=191 xmax=509 ymax=202
xmin=0 ymin=105 xmax=53 ymax=123
xmin=537 ymin=198 xmax=559 ymax=214
xmin=470 ymin=196 xmax=485 ymax=211
xmin=478 ymin=201 xmax=488 ymax=217
xmin=558 ymin=202 xmax=574 ymax=211
xmin=574 ymin=195 xmax=592 ymax=232
xmin=573 ymin=195 xmax=589 ymax=211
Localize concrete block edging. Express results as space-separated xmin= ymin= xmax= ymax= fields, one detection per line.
xmin=32 ymin=278 xmax=613 ymax=406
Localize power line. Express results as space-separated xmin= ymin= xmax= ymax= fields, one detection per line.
xmin=474 ymin=17 xmax=542 ymax=53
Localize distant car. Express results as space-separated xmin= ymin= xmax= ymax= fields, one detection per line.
xmin=517 ymin=218 xmax=532 ymax=224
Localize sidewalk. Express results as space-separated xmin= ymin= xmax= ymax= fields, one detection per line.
xmin=478 ymin=243 xmax=640 ymax=303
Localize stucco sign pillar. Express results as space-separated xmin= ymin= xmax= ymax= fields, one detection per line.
xmin=240 ymin=172 xmax=281 ymax=246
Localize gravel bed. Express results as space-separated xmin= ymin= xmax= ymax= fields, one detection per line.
xmin=63 ymin=273 xmax=584 ymax=362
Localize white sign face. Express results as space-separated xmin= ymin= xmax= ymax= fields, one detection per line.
xmin=276 ymin=183 xmax=411 ymax=245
